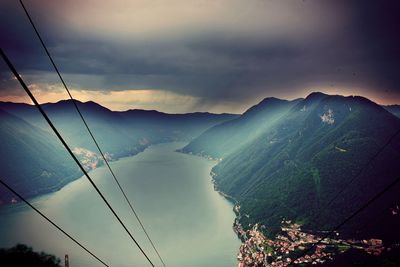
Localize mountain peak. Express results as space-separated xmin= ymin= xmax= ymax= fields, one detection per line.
xmin=258 ymin=97 xmax=289 ymax=105
xmin=81 ymin=100 xmax=112 ymax=111
xmin=305 ymin=91 xmax=328 ymax=100
xmin=261 ymin=96 xmax=284 ymax=102
xmin=243 ymin=97 xmax=288 ymax=116
xmin=52 ymin=99 xmax=84 ymax=105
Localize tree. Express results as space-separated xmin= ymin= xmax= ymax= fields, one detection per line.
xmin=0 ymin=244 xmax=61 ymax=267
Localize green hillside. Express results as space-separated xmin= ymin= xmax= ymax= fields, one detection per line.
xmin=0 ymin=108 xmax=80 ymax=204
xmin=185 ymin=93 xmax=400 ymax=240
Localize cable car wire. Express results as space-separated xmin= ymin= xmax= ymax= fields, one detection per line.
xmin=0 ymin=178 xmax=110 ymax=267
xmin=0 ymin=48 xmax=155 ymax=267
xmin=289 ymin=173 xmax=400 ymax=266
xmin=18 ymin=1 xmax=166 ymax=265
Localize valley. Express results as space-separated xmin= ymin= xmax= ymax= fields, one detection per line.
xmin=1 ymin=92 xmax=400 ymax=266
xmin=182 ymin=92 xmax=400 ymax=266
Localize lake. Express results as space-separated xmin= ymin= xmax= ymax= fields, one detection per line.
xmin=0 ymin=142 xmax=240 ymax=267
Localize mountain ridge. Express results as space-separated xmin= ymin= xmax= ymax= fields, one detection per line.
xmin=182 ymin=92 xmax=400 ymax=244
xmin=179 ymin=97 xmax=303 ymax=158
xmin=0 ymin=100 xmax=238 ymax=204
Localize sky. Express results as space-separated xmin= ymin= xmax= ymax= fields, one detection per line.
xmin=0 ymin=0 xmax=399 ymax=113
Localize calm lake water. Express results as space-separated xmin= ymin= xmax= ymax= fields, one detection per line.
xmin=0 ymin=142 xmax=240 ymax=267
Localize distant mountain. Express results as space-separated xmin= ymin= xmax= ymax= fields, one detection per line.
xmin=0 ymin=100 xmax=237 ymax=158
xmin=183 ymin=92 xmax=400 ymax=242
xmin=0 ymin=100 xmax=237 ymax=204
xmin=384 ymin=104 xmax=400 ymax=118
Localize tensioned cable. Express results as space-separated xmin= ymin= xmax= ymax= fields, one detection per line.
xmin=0 ymin=48 xmax=155 ymax=267
xmin=324 ymin=127 xmax=400 ymax=208
xmin=251 ymin=127 xmax=400 ymax=225
xmin=289 ymin=173 xmax=400 ymax=266
xmin=0 ymin=178 xmax=110 ymax=267
xmin=18 ymin=1 xmax=166 ymax=265
xmin=356 ymin=201 xmax=394 ymax=235
xmin=306 ymin=127 xmax=400 ymax=234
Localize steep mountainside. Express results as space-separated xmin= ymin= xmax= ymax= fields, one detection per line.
xmin=384 ymin=104 xmax=400 ymax=118
xmin=0 ymin=101 xmax=237 ymax=204
xmin=0 ymin=109 xmax=79 ymax=204
xmin=184 ymin=93 xmax=400 ymax=241
xmin=180 ymin=98 xmax=302 ymax=158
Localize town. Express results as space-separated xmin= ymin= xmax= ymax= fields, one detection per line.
xmin=233 ymin=205 xmax=384 ymax=266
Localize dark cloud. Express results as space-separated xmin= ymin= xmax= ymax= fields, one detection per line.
xmin=1 ymin=0 xmax=400 ymax=110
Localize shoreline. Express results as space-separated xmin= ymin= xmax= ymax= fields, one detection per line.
xmin=1 ymin=141 xmax=188 ymax=207
xmin=0 ymin=141 xmax=241 ymax=267
xmin=180 ymin=151 xmax=393 ymax=267
xmin=178 ymin=150 xmax=245 ymax=266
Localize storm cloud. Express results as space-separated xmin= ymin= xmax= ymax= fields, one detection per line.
xmin=1 ymin=0 xmax=399 ymax=113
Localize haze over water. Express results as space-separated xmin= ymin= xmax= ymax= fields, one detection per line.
xmin=0 ymin=142 xmax=240 ymax=267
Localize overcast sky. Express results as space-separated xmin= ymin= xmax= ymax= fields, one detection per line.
xmin=1 ymin=0 xmax=399 ymax=113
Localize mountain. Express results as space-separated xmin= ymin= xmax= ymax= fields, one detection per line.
xmin=384 ymin=104 xmax=400 ymax=118
xmin=0 ymin=100 xmax=238 ymax=158
xmin=183 ymin=92 xmax=400 ymax=242
xmin=0 ymin=108 xmax=79 ymax=204
xmin=0 ymin=100 xmax=237 ymax=204
xmin=179 ymin=97 xmax=302 ymax=158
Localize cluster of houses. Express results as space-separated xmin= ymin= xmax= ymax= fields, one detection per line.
xmin=234 ymin=218 xmax=385 ymax=267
